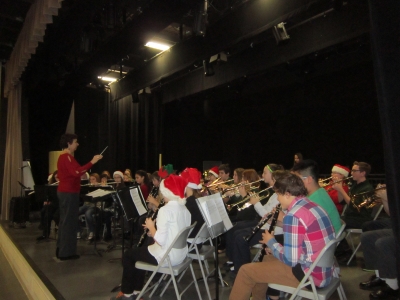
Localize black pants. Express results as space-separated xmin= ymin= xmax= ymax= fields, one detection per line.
xmin=57 ymin=192 xmax=79 ymax=257
xmin=225 ymin=220 xmax=258 ymax=261
xmin=121 ymin=239 xmax=158 ymax=293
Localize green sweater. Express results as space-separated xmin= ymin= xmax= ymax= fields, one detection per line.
xmin=309 ymin=188 xmax=342 ymax=234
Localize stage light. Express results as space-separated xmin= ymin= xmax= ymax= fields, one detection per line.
xmin=273 ymin=22 xmax=290 ymax=45
xmin=98 ymin=76 xmax=117 ymax=82
xmin=145 ymin=41 xmax=171 ymax=51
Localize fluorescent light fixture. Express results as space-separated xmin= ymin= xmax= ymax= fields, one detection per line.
xmin=145 ymin=41 xmax=171 ymax=51
xmin=98 ymin=76 xmax=117 ymax=82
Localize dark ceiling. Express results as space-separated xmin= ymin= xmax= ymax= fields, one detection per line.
xmin=2 ymin=0 xmax=370 ymax=99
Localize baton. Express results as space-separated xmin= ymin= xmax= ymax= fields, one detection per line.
xmin=100 ymin=146 xmax=108 ymax=155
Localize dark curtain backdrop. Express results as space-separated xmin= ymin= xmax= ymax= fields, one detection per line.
xmin=28 ymin=85 xmax=75 ymax=184
xmin=162 ymin=59 xmax=383 ymax=174
xmin=369 ymin=0 xmax=400 ymax=284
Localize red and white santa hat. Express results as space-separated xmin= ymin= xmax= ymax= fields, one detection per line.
xmin=331 ymin=164 xmax=350 ymax=177
xmin=208 ymin=166 xmax=219 ymax=178
xmin=160 ymin=174 xmax=188 ymax=205
xmin=181 ymin=168 xmax=202 ymax=190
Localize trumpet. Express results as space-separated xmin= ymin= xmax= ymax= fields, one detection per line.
xmin=231 ymin=186 xmax=273 ymax=211
xmin=350 ymin=185 xmax=386 ymax=212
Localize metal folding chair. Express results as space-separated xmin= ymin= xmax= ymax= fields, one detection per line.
xmin=135 ymin=223 xmax=201 ymax=300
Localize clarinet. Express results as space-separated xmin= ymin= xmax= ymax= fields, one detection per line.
xmin=137 ymin=187 xmax=162 ymax=247
xmin=243 ymin=211 xmax=275 ymax=242
xmin=258 ymin=204 xmax=281 ymax=262
xmin=137 ymin=201 xmax=164 ymax=247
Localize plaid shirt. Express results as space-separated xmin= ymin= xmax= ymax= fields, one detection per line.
xmin=267 ymin=197 xmax=335 ymax=287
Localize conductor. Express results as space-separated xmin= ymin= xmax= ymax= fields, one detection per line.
xmin=56 ymin=133 xmax=102 ymax=260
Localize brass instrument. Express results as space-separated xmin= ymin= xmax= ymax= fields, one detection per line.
xmin=222 ymin=178 xmax=264 ymax=194
xmin=207 ymin=178 xmax=234 ymax=188
xmin=350 ymin=185 xmax=386 ymax=212
xmin=231 ymin=186 xmax=273 ymax=211
xmin=318 ymin=176 xmax=333 ymax=186
xmin=320 ymin=176 xmax=352 ymax=188
xmin=325 ymin=176 xmax=353 ymax=191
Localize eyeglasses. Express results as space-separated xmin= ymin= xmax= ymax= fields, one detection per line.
xmin=351 ymin=169 xmax=360 ymax=173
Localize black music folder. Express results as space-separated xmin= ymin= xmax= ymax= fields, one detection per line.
xmin=196 ymin=193 xmax=233 ymax=239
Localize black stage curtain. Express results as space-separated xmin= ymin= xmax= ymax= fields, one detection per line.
xmin=95 ymin=91 xmax=162 ymax=175
xmin=28 ymin=86 xmax=75 ymax=184
xmin=369 ymin=0 xmax=400 ymax=283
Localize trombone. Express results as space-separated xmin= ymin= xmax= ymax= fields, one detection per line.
xmin=350 ymin=185 xmax=386 ymax=212
xmin=230 ymin=186 xmax=273 ymax=211
xmin=207 ymin=178 xmax=234 ymax=188
xmin=222 ymin=178 xmax=264 ymax=194
xmin=320 ymin=176 xmax=352 ymax=188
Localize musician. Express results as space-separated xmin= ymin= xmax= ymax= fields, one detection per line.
xmin=332 ymin=161 xmax=374 ymax=227
xmin=292 ymin=159 xmax=342 ymax=233
xmin=123 ymin=174 xmax=133 ymax=183
xmin=134 ymin=170 xmax=151 ymax=199
xmin=293 ymin=152 xmax=303 ymax=167
xmin=77 ymin=173 xmax=101 ymax=240
xmin=113 ymin=171 xmax=126 ymax=189
xmin=359 ymin=229 xmax=398 ymax=299
xmin=227 ymin=164 xmax=284 ymax=300
xmin=322 ymin=164 xmax=350 ymax=214
xmin=218 ymin=164 xmax=231 ymax=181
xmin=226 ymin=168 xmax=245 ymax=206
xmin=36 ymin=170 xmax=60 ymax=241
xmin=362 ymin=185 xmax=391 ymax=231
xmin=229 ymin=171 xmax=335 ymax=300
xmin=100 ymin=174 xmax=109 ymax=186
xmin=101 ymin=170 xmax=111 ymax=180
xmin=56 ymin=133 xmax=102 ymax=260
xmin=180 ymin=168 xmax=205 ymax=241
xmin=332 ymin=161 xmax=374 ymax=263
xmin=124 ymin=168 xmax=133 ymax=178
xmin=110 ymin=175 xmax=191 ymax=300
xmin=223 ymin=169 xmax=269 ymax=257
xmin=207 ymin=166 xmax=219 ymax=183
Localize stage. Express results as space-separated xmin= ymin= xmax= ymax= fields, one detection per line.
xmin=0 ymin=219 xmax=374 ymax=300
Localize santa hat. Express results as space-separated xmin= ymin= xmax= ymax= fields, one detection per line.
xmin=208 ymin=166 xmax=219 ymax=178
xmin=331 ymin=164 xmax=350 ymax=177
xmin=160 ymin=175 xmax=188 ymax=205
xmin=181 ymin=168 xmax=202 ymax=190
xmin=158 ymin=164 xmax=174 ymax=179
xmin=113 ymin=171 xmax=124 ymax=180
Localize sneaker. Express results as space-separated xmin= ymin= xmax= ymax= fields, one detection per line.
xmin=88 ymin=232 xmax=94 ymax=240
xmin=77 ymin=232 xmax=81 ymax=239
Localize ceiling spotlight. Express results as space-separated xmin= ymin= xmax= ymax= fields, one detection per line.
xmin=145 ymin=41 xmax=172 ymax=51
xmin=98 ymin=76 xmax=117 ymax=82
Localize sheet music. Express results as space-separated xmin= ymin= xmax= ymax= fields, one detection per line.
xmin=196 ymin=193 xmax=233 ymax=231
xmin=129 ymin=188 xmax=147 ymax=216
xmin=213 ymin=194 xmax=233 ymax=230
xmin=87 ymin=189 xmax=114 ymax=197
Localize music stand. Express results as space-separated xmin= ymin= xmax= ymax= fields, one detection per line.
xmin=84 ymin=186 xmax=114 ymax=256
xmin=34 ymin=185 xmax=55 ymax=242
xmin=14 ymin=181 xmax=30 ymax=228
xmin=108 ymin=186 xmax=146 ymax=258
xmin=196 ymin=193 xmax=232 ymax=300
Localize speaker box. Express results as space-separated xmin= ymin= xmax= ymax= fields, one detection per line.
xmin=9 ymin=197 xmax=30 ymax=223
